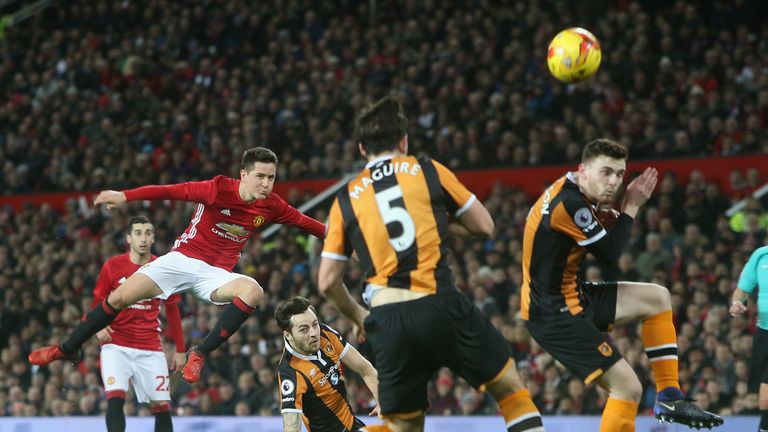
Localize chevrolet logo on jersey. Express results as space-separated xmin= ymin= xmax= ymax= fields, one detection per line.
xmin=214 ymin=222 xmax=251 ymax=237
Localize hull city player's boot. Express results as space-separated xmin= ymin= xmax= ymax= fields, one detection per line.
xmin=182 ymin=347 xmax=206 ymax=383
xmin=28 ymin=345 xmax=82 ymax=366
xmin=654 ymin=398 xmax=724 ymax=430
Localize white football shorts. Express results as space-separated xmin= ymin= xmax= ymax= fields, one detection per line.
xmin=137 ymin=251 xmax=257 ymax=305
xmin=100 ymin=344 xmax=170 ymax=403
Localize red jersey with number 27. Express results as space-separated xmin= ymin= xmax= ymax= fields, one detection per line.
xmin=91 ymin=253 xmax=183 ymax=352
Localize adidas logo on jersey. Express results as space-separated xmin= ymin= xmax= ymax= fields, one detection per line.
xmin=221 ymin=208 xmax=231 ymax=216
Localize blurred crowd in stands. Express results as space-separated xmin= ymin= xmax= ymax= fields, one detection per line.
xmin=0 ymin=0 xmax=767 ymax=195
xmin=1 ymin=0 xmax=768 ymax=422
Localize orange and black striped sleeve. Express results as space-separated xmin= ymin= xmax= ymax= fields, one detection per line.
xmin=321 ymin=198 xmax=351 ymax=262
xmin=549 ymin=192 xmax=606 ymax=246
xmin=278 ymin=365 xmax=309 ymax=414
xmin=432 ymin=159 xmax=476 ymax=216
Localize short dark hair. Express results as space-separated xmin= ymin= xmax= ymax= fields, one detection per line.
xmin=354 ymin=96 xmax=408 ymax=155
xmin=127 ymin=215 xmax=152 ymax=234
xmin=275 ymin=296 xmax=316 ymax=332
xmin=241 ymin=147 xmax=278 ymax=171
xmin=582 ymin=138 xmax=628 ymax=163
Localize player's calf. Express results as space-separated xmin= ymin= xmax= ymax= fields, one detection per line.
xmin=60 ymin=299 xmax=120 ymax=355
xmin=106 ymin=390 xmax=126 ymax=432
xmin=151 ymin=401 xmax=173 ymax=432
xmin=486 ymin=360 xmax=544 ymax=432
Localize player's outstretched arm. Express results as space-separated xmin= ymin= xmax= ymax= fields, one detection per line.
xmin=94 ymin=190 xmax=127 ymax=209
xmin=163 ymin=297 xmax=186 ymax=372
xmin=96 ymin=180 xmax=217 ymax=207
xmin=342 ymin=345 xmax=380 ymax=416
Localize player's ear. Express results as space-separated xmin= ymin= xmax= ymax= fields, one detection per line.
xmin=577 ymin=162 xmax=588 ymax=175
xmin=399 ymin=134 xmax=408 ymax=154
xmin=358 ymin=142 xmax=367 ymax=158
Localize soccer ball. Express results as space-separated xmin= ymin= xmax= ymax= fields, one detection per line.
xmin=547 ymin=27 xmax=602 ymax=83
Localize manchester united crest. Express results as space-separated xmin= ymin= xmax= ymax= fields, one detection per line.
xmin=107 ymin=376 xmax=116 ymax=385
xmin=253 ymin=215 xmax=265 ymax=227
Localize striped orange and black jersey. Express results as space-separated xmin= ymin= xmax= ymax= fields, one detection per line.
xmin=321 ymin=155 xmax=476 ymax=295
xmin=278 ymin=324 xmax=364 ymax=432
xmin=521 ymin=173 xmax=608 ymax=320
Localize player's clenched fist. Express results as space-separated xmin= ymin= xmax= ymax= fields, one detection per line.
xmin=94 ymin=190 xmax=127 ymax=209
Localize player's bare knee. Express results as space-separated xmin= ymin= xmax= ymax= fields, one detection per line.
xmin=235 ymin=278 xmax=263 ymax=305
xmin=649 ymin=283 xmax=672 ymax=313
xmin=616 ymin=375 xmax=643 ymax=402
xmin=106 ymin=291 xmax=129 ymax=310
xmin=487 ymin=366 xmax=525 ymax=400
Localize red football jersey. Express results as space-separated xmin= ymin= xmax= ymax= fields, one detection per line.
xmin=123 ymin=175 xmax=326 ymax=270
xmin=92 ymin=253 xmax=182 ymax=352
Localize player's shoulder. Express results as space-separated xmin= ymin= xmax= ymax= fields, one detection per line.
xmin=752 ymin=246 xmax=768 ymax=258
xmin=104 ymin=253 xmax=130 ymax=267
xmin=277 ymin=350 xmax=296 ymax=372
xmin=211 ymin=174 xmax=236 ymax=185
xmin=556 ymin=174 xmax=590 ymax=208
xmin=320 ymin=323 xmax=341 ymax=336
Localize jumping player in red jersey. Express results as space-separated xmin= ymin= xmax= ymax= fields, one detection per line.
xmin=29 ymin=147 xmax=326 ymax=384
xmin=94 ymin=216 xmax=185 ymax=432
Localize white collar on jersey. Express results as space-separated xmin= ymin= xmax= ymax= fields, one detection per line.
xmin=365 ymin=154 xmax=395 ymax=168
xmin=284 ymin=337 xmax=327 ymax=366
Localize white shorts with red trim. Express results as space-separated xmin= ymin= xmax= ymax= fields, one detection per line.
xmin=100 ymin=344 xmax=170 ymax=403
xmin=136 ymin=251 xmax=256 ymax=305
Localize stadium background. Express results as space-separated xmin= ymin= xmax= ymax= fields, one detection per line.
xmin=1 ymin=0 xmax=767 ymax=430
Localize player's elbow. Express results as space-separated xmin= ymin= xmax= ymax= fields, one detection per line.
xmin=317 ymin=273 xmax=332 ymax=298
xmin=467 ymin=217 xmax=494 ymax=238
xmin=477 ymin=218 xmax=495 ymax=238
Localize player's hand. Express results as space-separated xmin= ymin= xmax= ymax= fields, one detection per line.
xmin=730 ymin=300 xmax=747 ymax=318
xmin=94 ymin=190 xmax=127 ymax=209
xmin=353 ymin=323 xmax=367 ymax=344
xmin=622 ymin=167 xmax=658 ymax=214
xmin=96 ymin=326 xmax=113 ymax=342
xmin=369 ymin=403 xmax=381 ymax=417
xmin=170 ymin=352 xmax=187 ymax=372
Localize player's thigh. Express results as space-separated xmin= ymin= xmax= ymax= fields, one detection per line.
xmin=595 ymin=358 xmax=643 ymax=402
xmin=129 ymin=349 xmax=171 ymax=403
xmin=134 ymin=251 xmax=199 ymax=301
xmin=614 ymin=281 xmax=671 ymax=325
xmin=749 ymin=329 xmax=768 ymax=393
xmin=384 ymin=414 xmax=425 ymax=432
xmin=100 ymin=345 xmax=135 ymax=393
xmin=526 ymin=313 xmax=622 ymax=386
xmin=433 ymin=293 xmax=517 ymax=394
xmin=193 ymin=265 xmax=261 ymax=305
xmin=365 ymin=297 xmax=442 ymax=417
xmin=108 ymin=273 xmax=164 ymax=309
